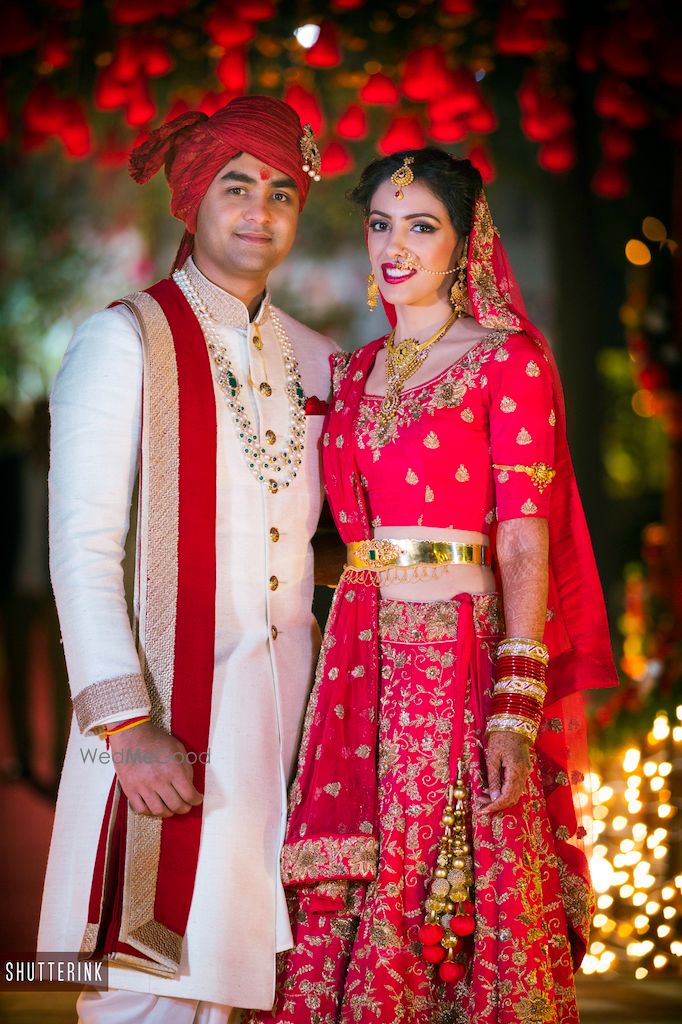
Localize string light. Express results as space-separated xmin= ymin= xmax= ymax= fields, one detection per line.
xmin=583 ymin=708 xmax=679 ymax=977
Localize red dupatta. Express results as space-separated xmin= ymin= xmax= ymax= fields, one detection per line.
xmin=80 ymin=279 xmax=217 ymax=975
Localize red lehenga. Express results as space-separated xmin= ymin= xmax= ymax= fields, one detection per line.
xmin=247 ymin=193 xmax=617 ymax=1024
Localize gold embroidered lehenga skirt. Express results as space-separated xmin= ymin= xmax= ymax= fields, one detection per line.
xmin=248 ymin=594 xmax=586 ymax=1024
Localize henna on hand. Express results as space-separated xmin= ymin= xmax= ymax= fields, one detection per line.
xmin=479 ymin=731 xmax=531 ymax=815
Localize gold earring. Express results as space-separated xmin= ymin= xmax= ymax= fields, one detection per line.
xmin=449 ymin=238 xmax=469 ymax=317
xmin=367 ymin=272 xmax=379 ymax=311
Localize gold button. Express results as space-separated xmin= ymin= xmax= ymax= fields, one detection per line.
xmin=270 ymin=527 xmax=280 ymax=542
xmin=268 ymin=479 xmax=278 ymax=494
xmin=265 ymin=429 xmax=276 ymax=445
xmin=252 ymin=329 xmax=263 ymax=351
xmin=259 ymin=382 xmax=272 ymax=397
xmin=271 ymin=625 xmax=278 ymax=640
xmin=269 ymin=575 xmax=279 ymax=591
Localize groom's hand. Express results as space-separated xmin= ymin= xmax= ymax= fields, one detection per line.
xmin=108 ymin=722 xmax=204 ymax=818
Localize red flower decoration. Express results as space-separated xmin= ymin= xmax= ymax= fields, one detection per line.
xmin=217 ymin=47 xmax=249 ymax=93
xmin=320 ymin=141 xmax=353 ymax=177
xmin=205 ymin=10 xmax=255 ymax=48
xmin=378 ymin=115 xmax=425 ymax=155
xmin=40 ymin=23 xmax=71 ymax=71
xmin=336 ymin=104 xmax=367 ymax=140
xmin=495 ymin=5 xmax=548 ymax=55
xmin=305 ymin=22 xmax=342 ymax=69
xmin=359 ymin=72 xmax=399 ymax=106
xmin=428 ymin=117 xmax=468 ymax=144
xmin=537 ymin=134 xmax=576 ymax=174
xmin=401 ymin=46 xmax=452 ymax=103
xmin=112 ymin=0 xmax=188 ymax=24
xmin=467 ymin=143 xmax=495 ymax=183
xmin=600 ymin=123 xmax=634 ymax=161
xmin=592 ymin=161 xmax=630 ymax=199
xmin=428 ymin=70 xmax=480 ymax=120
xmin=233 ymin=0 xmax=276 ymax=18
xmin=283 ymin=84 xmax=325 ymax=135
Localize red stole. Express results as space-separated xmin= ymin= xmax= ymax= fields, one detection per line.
xmin=81 ymin=279 xmax=217 ymax=973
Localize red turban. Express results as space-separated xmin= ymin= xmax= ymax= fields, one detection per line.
xmin=129 ymin=95 xmax=317 ymax=270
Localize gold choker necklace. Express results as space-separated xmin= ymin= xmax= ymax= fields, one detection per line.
xmin=379 ymin=310 xmax=458 ymax=424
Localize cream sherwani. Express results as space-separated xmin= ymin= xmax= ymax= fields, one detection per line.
xmin=38 ymin=258 xmax=338 ymax=1014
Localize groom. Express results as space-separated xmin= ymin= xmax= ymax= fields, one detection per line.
xmin=38 ymin=96 xmax=337 ymax=1023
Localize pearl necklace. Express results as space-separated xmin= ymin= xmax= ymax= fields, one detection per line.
xmin=173 ymin=268 xmax=306 ymax=489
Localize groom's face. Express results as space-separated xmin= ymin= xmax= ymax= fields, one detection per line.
xmin=194 ymin=152 xmax=301 ymax=280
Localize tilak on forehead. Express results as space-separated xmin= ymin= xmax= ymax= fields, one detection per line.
xmin=128 ymin=94 xmax=321 ymax=270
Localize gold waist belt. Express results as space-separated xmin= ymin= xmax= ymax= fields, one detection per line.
xmin=346 ymin=539 xmax=490 ymax=570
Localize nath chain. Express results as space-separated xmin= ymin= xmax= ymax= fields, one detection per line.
xmin=173 ymin=268 xmax=307 ymax=488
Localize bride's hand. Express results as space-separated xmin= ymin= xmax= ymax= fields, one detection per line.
xmin=479 ymin=731 xmax=531 ymax=815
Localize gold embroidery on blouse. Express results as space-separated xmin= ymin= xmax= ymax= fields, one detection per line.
xmin=423 ymin=431 xmax=440 ymax=448
xmin=461 ymin=407 xmax=474 ymax=422
xmin=493 ymin=461 xmax=556 ymax=492
xmin=516 ymin=427 xmax=532 ymax=445
xmin=455 ymin=464 xmax=470 ymax=482
xmin=425 ymin=485 xmax=435 ymax=502
xmin=521 ymin=499 xmax=538 ymax=515
xmin=525 ymin=360 xmax=540 ymax=377
xmin=405 ymin=468 xmax=419 ymax=484
xmin=332 ymin=351 xmax=353 ymax=393
xmin=549 ymin=409 xmax=556 ymax=426
xmin=500 ymin=395 xmax=517 ymax=412
xmin=356 ymin=330 xmax=508 ymax=455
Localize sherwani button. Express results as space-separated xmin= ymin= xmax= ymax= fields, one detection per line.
xmin=259 ymin=382 xmax=272 ymax=397
xmin=270 ymin=527 xmax=280 ymax=542
xmin=265 ymin=430 xmax=277 ymax=445
xmin=268 ymin=480 xmax=278 ymax=494
xmin=269 ymin=575 xmax=279 ymax=591
xmin=271 ymin=625 xmax=278 ymax=640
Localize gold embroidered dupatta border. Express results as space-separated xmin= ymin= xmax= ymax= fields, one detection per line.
xmin=79 ymin=291 xmax=183 ymax=973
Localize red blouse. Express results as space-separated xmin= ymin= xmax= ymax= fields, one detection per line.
xmin=352 ymin=330 xmax=556 ymax=534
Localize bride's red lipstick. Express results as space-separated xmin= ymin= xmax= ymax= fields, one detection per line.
xmin=381 ymin=262 xmax=417 ymax=285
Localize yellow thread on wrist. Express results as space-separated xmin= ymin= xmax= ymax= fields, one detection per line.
xmin=104 ymin=716 xmax=151 ymax=737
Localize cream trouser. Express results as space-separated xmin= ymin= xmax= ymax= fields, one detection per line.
xmin=76 ymin=988 xmax=242 ymax=1023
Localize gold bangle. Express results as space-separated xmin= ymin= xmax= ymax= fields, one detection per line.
xmin=486 ymin=713 xmax=539 ymax=744
xmin=494 ymin=679 xmax=547 ymax=703
xmin=496 ymin=637 xmax=549 ymax=665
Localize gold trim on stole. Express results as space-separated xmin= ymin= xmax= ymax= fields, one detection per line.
xmin=79 ymin=292 xmax=183 ymax=973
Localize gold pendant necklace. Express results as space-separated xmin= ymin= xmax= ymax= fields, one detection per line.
xmin=378 ymin=310 xmax=459 ymax=424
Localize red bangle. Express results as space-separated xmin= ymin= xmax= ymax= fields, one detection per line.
xmin=492 ymin=693 xmax=543 ymax=710
xmin=491 ymin=697 xmax=543 ymax=720
xmin=496 ymin=657 xmax=546 ymax=680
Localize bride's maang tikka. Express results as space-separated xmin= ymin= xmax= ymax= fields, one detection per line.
xmin=391 ymin=155 xmax=415 ymax=200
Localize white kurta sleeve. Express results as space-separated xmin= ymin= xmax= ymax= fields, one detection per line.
xmin=49 ymin=306 xmax=151 ymax=736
